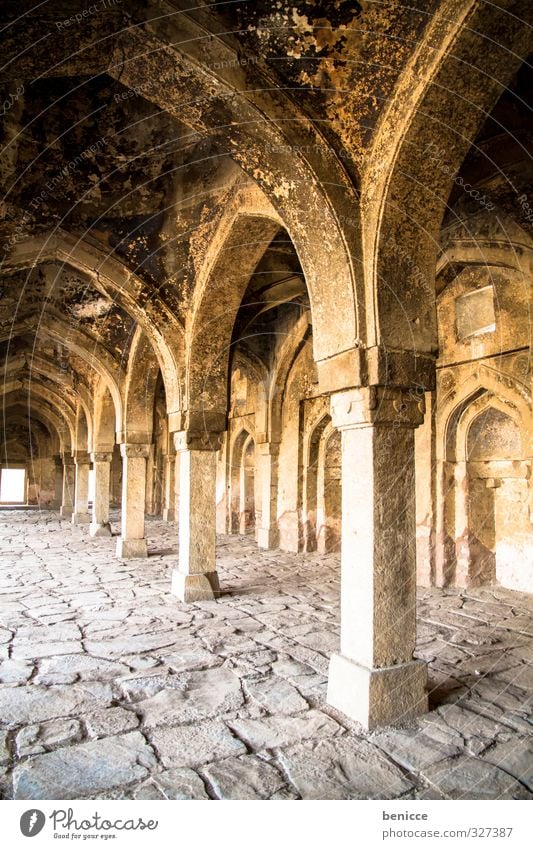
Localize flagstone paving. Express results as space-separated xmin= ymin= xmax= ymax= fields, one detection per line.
xmin=0 ymin=509 xmax=531 ymax=800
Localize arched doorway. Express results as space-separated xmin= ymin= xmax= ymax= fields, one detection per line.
xmin=230 ymin=430 xmax=256 ymax=535
xmin=304 ymin=416 xmax=342 ymax=554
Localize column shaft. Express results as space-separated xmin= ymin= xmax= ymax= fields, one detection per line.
xmin=326 ymin=387 xmax=428 ymax=730
xmin=116 ymin=443 xmax=150 ymax=558
xmin=256 ymin=442 xmax=279 ymax=549
xmin=171 ymin=431 xmax=221 ymax=602
xmin=90 ymin=452 xmax=112 ymax=537
xmin=60 ymin=455 xmax=75 ymax=518
xmin=72 ymin=453 xmax=91 ymax=525
xmin=163 ymin=452 xmax=176 ymax=522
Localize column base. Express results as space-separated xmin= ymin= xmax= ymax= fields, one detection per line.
xmin=171 ymin=569 xmax=220 ymax=603
xmin=257 ymin=527 xmax=279 ymax=549
xmin=116 ymin=538 xmax=148 ymax=559
xmin=327 ymin=654 xmax=428 ymax=730
xmin=71 ymin=512 xmax=90 ymax=525
xmin=162 ymin=508 xmax=175 ymax=522
xmin=89 ymin=521 xmax=112 ymax=538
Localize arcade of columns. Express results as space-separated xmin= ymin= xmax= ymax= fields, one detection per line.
xmin=1 ymin=0 xmax=532 ymax=732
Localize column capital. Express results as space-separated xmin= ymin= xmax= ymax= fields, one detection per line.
xmin=330 ymin=385 xmax=425 ymax=430
xmin=173 ymin=430 xmax=223 ymax=453
xmin=120 ymin=443 xmax=151 ymax=459
xmin=73 ymin=451 xmax=91 ymax=465
xmin=257 ymin=441 xmax=280 ymax=457
xmin=91 ymin=451 xmax=113 ymax=463
xmin=61 ymin=452 xmax=75 ymax=466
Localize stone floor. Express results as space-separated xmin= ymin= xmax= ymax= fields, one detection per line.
xmin=0 ymin=509 xmax=531 ymax=800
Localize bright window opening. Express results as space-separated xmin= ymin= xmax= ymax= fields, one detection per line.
xmin=0 ymin=468 xmax=26 ymax=503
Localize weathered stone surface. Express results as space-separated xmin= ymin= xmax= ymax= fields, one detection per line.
xmin=203 ymin=755 xmax=286 ymax=799
xmin=138 ymin=668 xmax=244 ymax=727
xmin=13 ymin=732 xmax=157 ymax=799
xmin=422 ymin=757 xmax=532 ymax=800
xmin=35 ymin=654 xmax=129 ymax=685
xmin=149 ymin=721 xmax=247 ymax=768
xmin=154 ymin=768 xmax=210 ymax=800
xmin=277 ymin=736 xmax=414 ymax=799
xmin=371 ymin=728 xmax=462 ymax=772
xmin=244 ymin=676 xmax=308 ymax=715
xmin=15 ymin=719 xmax=82 ymax=756
xmin=164 ymin=647 xmax=220 ymax=673
xmin=84 ymin=632 xmax=179 ymax=658
xmin=120 ymin=674 xmax=185 ymax=702
xmin=0 ymin=684 xmax=112 ymax=726
xmin=229 ymin=709 xmax=341 ymax=750
xmin=12 ymin=641 xmax=84 ymax=659
xmin=0 ymin=729 xmax=9 ymax=765
xmin=85 ymin=707 xmax=139 ymax=739
xmin=0 ymin=659 xmax=33 ymax=684
xmin=481 ymin=739 xmax=533 ymax=791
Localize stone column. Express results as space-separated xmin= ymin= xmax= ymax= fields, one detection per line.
xmin=60 ymin=453 xmax=75 ymax=518
xmin=89 ymin=451 xmax=112 ymax=537
xmin=53 ymin=455 xmax=63 ymax=509
xmin=453 ymin=461 xmax=471 ymax=587
xmin=326 ymin=386 xmax=428 ymax=730
xmin=256 ymin=441 xmax=280 ymax=548
xmin=163 ymin=450 xmax=176 ymax=522
xmin=116 ymin=443 xmax=150 ymax=559
xmin=171 ymin=430 xmax=221 ymax=602
xmin=72 ymin=452 xmax=91 ymax=525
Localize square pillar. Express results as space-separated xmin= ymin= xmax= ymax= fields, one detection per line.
xmin=90 ymin=451 xmax=113 ymax=537
xmin=326 ymin=386 xmax=428 ymax=730
xmin=171 ymin=431 xmax=221 ymax=603
xmin=71 ymin=452 xmax=91 ymax=525
xmin=53 ymin=455 xmax=63 ymax=509
xmin=116 ymin=443 xmax=150 ymax=559
xmin=162 ymin=450 xmax=176 ymax=522
xmin=256 ymin=441 xmax=280 ymax=549
xmin=60 ymin=454 xmax=75 ymax=518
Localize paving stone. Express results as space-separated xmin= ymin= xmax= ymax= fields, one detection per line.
xmin=16 ymin=718 xmax=82 ymax=756
xmin=481 ymin=739 xmax=533 ymax=791
xmin=203 ymin=754 xmax=286 ymax=799
xmin=371 ymin=727 xmax=462 ymax=772
xmin=422 ymin=756 xmax=532 ymax=799
xmin=138 ymin=667 xmax=244 ymax=727
xmin=13 ymin=731 xmax=157 ymax=799
xmin=120 ymin=674 xmax=186 ymax=702
xmin=244 ymin=676 xmax=308 ymax=715
xmin=12 ymin=641 xmax=84 ymax=659
xmin=85 ymin=707 xmax=139 ymax=738
xmin=0 ymin=659 xmax=34 ymax=684
xmin=149 ymin=720 xmax=247 ymax=768
xmin=34 ymin=654 xmax=130 ymax=685
xmin=163 ymin=647 xmax=223 ymax=673
xmin=229 ymin=709 xmax=342 ymax=750
xmin=153 ymin=768 xmax=210 ymax=799
xmin=0 ymin=683 xmax=112 ymax=726
xmin=84 ymin=631 xmax=179 ymax=658
xmin=277 ymin=736 xmax=414 ymax=799
xmin=0 ymin=729 xmax=9 ymax=765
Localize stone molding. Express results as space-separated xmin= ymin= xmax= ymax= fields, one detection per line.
xmin=61 ymin=452 xmax=75 ymax=466
xmin=73 ymin=451 xmax=91 ymax=465
xmin=120 ymin=443 xmax=151 ymax=459
xmin=91 ymin=452 xmax=113 ymax=463
xmin=330 ymin=386 xmax=425 ymax=430
xmin=173 ymin=430 xmax=223 ymax=453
